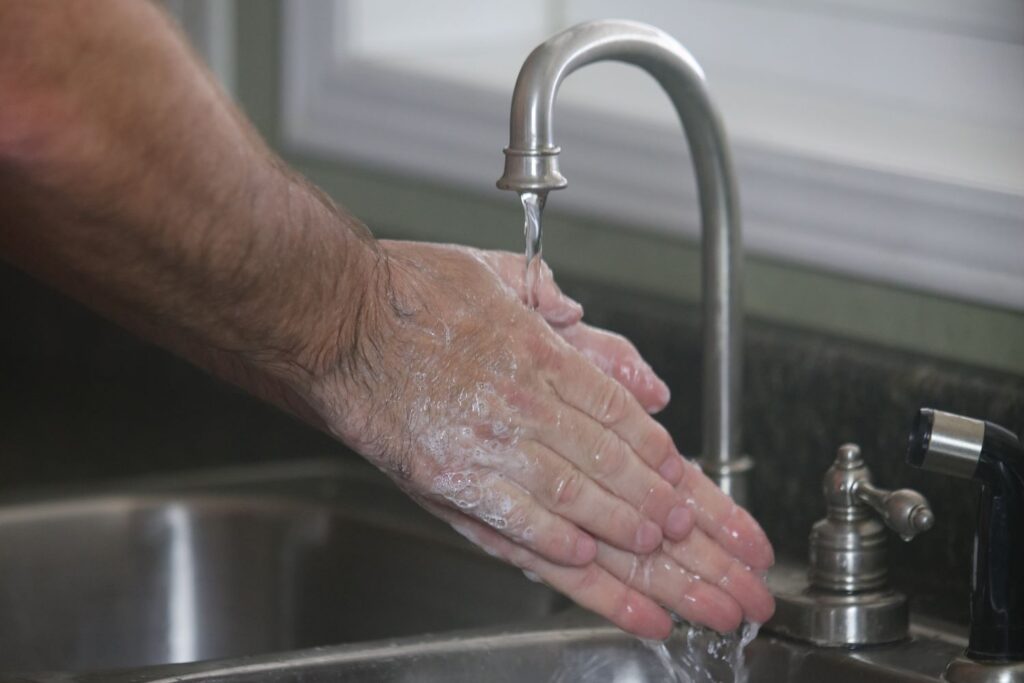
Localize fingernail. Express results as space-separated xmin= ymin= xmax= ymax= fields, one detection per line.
xmin=635 ymin=519 xmax=662 ymax=551
xmin=658 ymin=454 xmax=684 ymax=484
xmin=654 ymin=379 xmax=670 ymax=405
xmin=760 ymin=542 xmax=776 ymax=569
xmin=574 ymin=534 xmax=597 ymax=564
xmin=666 ymin=504 xmax=694 ymax=539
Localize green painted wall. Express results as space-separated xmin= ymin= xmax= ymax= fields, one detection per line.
xmin=234 ymin=1 xmax=1024 ymax=376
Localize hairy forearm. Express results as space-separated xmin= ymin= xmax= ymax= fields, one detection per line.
xmin=0 ymin=1 xmax=381 ymax=413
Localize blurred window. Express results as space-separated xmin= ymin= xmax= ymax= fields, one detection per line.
xmin=283 ymin=1 xmax=1024 ymax=309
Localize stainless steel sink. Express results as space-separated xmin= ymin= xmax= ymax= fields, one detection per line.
xmin=1 ymin=459 xmax=967 ymax=682
xmin=22 ymin=612 xmax=964 ymax=683
xmin=0 ymin=459 xmax=567 ymax=675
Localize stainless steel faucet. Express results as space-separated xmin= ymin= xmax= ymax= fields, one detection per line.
xmin=496 ymin=20 xmax=750 ymax=503
xmin=767 ymin=443 xmax=934 ymax=648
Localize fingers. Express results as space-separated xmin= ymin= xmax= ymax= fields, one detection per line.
xmin=528 ymin=395 xmax=694 ymax=542
xmin=475 ymin=249 xmax=583 ymax=326
xmin=676 ymin=459 xmax=775 ymax=570
xmin=533 ymin=346 xmax=693 ymax=545
xmin=509 ymin=441 xmax=665 ymax=554
xmin=557 ymin=323 xmax=670 ymax=413
xmin=543 ymin=348 xmax=685 ymax=486
xmin=431 ymin=502 xmax=675 ymax=640
xmin=595 ymin=543 xmax=744 ymax=633
xmin=476 ymin=249 xmax=672 ymax=415
xmin=662 ymin=526 xmax=775 ymax=624
xmin=429 ymin=468 xmax=597 ymax=566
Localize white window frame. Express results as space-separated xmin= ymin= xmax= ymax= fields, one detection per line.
xmin=281 ymin=1 xmax=1024 ymax=311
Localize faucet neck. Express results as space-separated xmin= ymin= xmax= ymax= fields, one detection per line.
xmin=496 ymin=21 xmax=745 ymax=493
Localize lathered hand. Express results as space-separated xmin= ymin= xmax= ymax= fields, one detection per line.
xmin=314 ymin=240 xmax=696 ymax=571
xmin=462 ymin=248 xmax=774 ymax=636
xmin=436 ymin=458 xmax=775 ymax=640
xmin=326 ymin=242 xmax=774 ymax=639
xmin=477 ymin=248 xmax=671 ymax=414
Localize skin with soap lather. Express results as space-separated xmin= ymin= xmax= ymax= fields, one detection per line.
xmin=317 ymin=240 xmax=700 ymax=564
xmin=327 ymin=242 xmax=775 ymax=637
xmin=0 ymin=0 xmax=773 ymax=641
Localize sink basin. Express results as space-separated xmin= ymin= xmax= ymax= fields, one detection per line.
xmin=2 ymin=459 xmax=967 ymax=683
xmin=0 ymin=460 xmax=567 ymax=675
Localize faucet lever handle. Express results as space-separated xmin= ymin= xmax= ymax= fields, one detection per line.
xmin=853 ymin=481 xmax=934 ymax=541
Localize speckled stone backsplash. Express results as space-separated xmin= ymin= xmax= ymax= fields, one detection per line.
xmin=2 ymin=262 xmax=1022 ymax=627
xmin=570 ymin=282 xmax=1024 ymax=627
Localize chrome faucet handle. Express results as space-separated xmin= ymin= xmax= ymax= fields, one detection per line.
xmin=851 ymin=479 xmax=934 ymax=541
xmin=767 ymin=442 xmax=935 ymax=647
xmin=812 ymin=443 xmax=934 ymax=594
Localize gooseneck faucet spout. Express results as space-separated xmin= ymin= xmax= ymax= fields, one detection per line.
xmin=497 ymin=20 xmax=750 ymax=503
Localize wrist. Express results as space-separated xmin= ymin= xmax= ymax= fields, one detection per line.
xmin=268 ymin=184 xmax=390 ymax=386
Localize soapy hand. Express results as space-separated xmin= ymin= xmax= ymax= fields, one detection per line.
xmin=311 ymin=240 xmax=773 ymax=639
xmin=432 ymin=457 xmax=775 ymax=638
xmin=313 ymin=240 xmax=695 ymax=567
xmin=476 ymin=248 xmax=776 ymax=636
xmin=474 ymin=250 xmax=671 ymax=414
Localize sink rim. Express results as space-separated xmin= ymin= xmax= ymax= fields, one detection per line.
xmin=14 ymin=610 xmax=968 ymax=683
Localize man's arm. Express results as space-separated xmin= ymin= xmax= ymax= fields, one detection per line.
xmin=0 ymin=1 xmax=773 ymax=638
xmin=0 ymin=0 xmax=380 ymax=423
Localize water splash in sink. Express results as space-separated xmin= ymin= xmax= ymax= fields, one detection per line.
xmin=643 ymin=621 xmax=761 ymax=683
xmin=548 ymin=621 xmax=760 ymax=683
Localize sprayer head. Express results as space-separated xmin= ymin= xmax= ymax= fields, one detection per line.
xmin=907 ymin=408 xmax=985 ymax=480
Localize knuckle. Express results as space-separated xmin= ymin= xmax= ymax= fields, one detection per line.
xmin=552 ymin=466 xmax=585 ymax=508
xmin=573 ymin=564 xmax=604 ymax=594
xmin=594 ymin=380 xmax=630 ymax=425
xmin=639 ymin=479 xmax=672 ymax=517
xmin=504 ymin=506 xmax=531 ymax=534
xmin=643 ymin=424 xmax=673 ymax=463
xmin=590 ymin=433 xmax=628 ymax=480
xmin=610 ymin=502 xmax=641 ymax=539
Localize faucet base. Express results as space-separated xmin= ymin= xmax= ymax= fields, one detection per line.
xmin=696 ymin=454 xmax=753 ymax=507
xmin=765 ymin=564 xmax=910 ymax=647
xmin=943 ymin=655 xmax=1024 ymax=682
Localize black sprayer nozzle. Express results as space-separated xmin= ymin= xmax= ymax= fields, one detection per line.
xmin=907 ymin=408 xmax=1024 ymax=662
